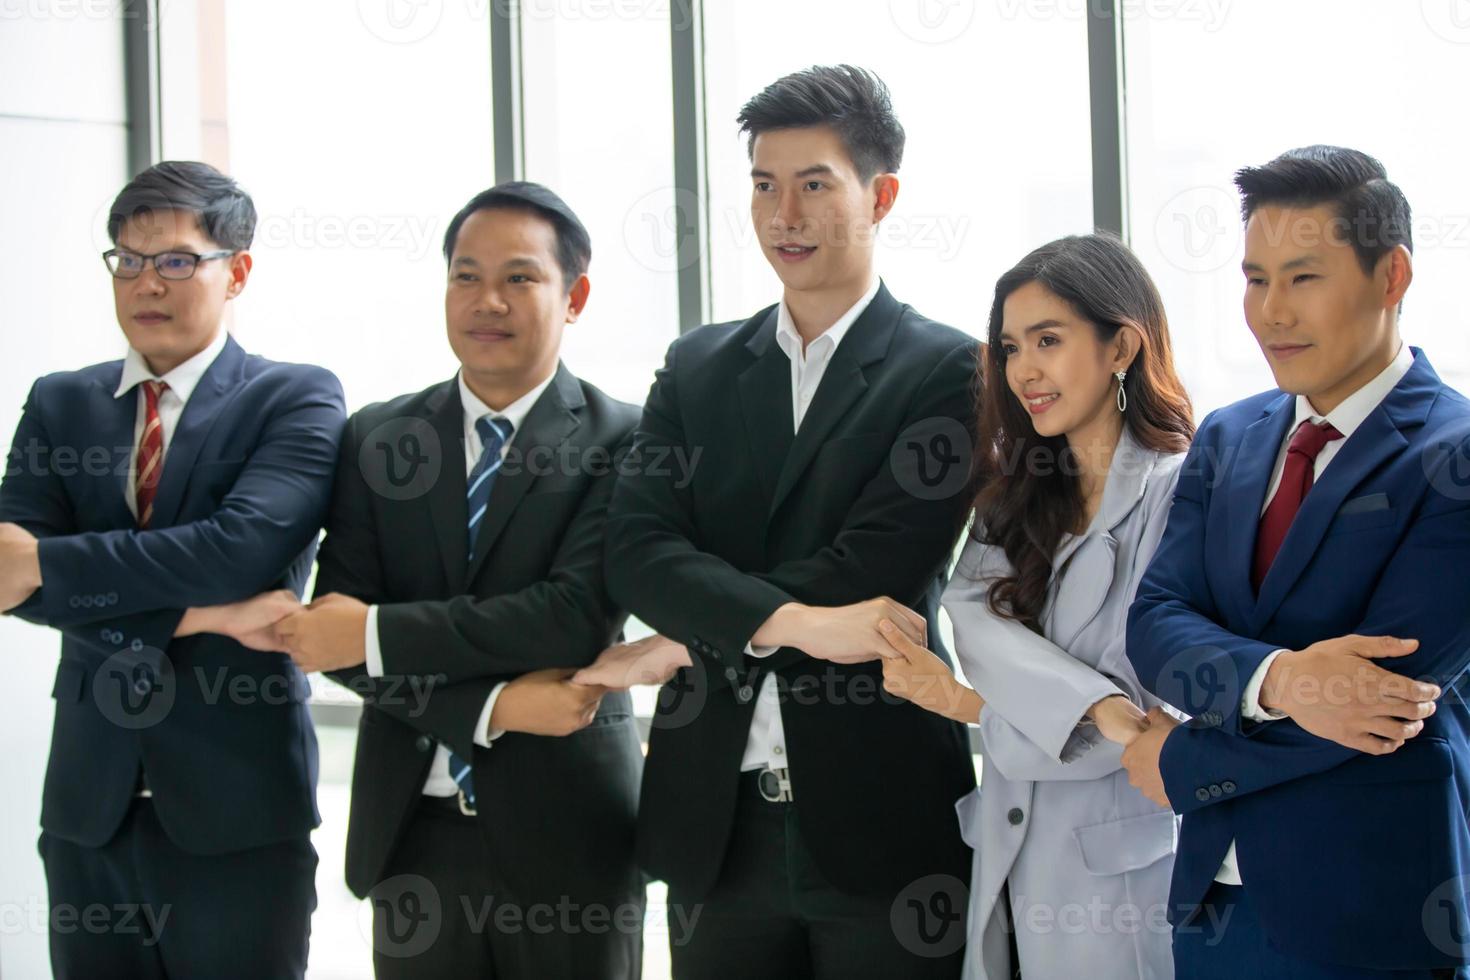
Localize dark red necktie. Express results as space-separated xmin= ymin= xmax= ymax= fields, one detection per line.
xmin=135 ymin=380 xmax=168 ymax=528
xmin=1252 ymin=419 xmax=1343 ymax=591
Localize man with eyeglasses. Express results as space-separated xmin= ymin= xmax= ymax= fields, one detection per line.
xmin=0 ymin=160 xmax=344 ymax=979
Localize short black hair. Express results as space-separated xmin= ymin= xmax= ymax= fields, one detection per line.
xmin=108 ymin=160 xmax=256 ymax=251
xmin=736 ymin=64 xmax=905 ymax=182
xmin=1234 ymin=145 xmax=1413 ymax=275
xmin=442 ymin=181 xmax=591 ymax=292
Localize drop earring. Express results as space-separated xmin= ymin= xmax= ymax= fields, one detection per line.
xmin=1115 ymin=370 xmax=1128 ymax=413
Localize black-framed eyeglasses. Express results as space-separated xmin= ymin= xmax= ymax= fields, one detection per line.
xmin=102 ymin=248 xmax=235 ymax=281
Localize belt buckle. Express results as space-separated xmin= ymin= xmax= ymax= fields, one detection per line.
xmin=457 ymin=789 xmax=478 ymax=817
xmin=757 ymin=767 xmax=793 ymax=803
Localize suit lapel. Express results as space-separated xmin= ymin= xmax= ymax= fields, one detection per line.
xmin=737 ymin=307 xmax=794 ymax=509
xmin=464 ymin=363 xmax=583 ymax=584
xmin=1250 ymin=350 xmax=1438 ymax=630
xmin=96 ymin=365 xmax=142 ymax=530
xmin=767 ymin=284 xmax=901 ymax=516
xmin=423 ymin=380 xmax=470 ymax=593
xmin=149 ymin=337 xmax=245 ymax=529
xmin=1222 ymin=394 xmax=1294 ymax=627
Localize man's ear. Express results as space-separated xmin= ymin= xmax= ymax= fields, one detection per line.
xmin=566 ymin=274 xmax=591 ymax=323
xmin=225 ymin=250 xmax=253 ymax=299
xmin=872 ymin=174 xmax=900 ymax=223
xmin=1381 ymin=244 xmax=1413 ymax=311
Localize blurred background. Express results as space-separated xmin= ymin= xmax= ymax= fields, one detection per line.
xmin=2 ymin=0 xmax=1468 ymax=975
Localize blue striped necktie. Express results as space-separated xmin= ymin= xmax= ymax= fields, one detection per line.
xmin=449 ymin=414 xmax=514 ymax=810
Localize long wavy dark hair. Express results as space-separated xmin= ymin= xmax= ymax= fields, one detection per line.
xmin=971 ymin=234 xmax=1194 ymax=632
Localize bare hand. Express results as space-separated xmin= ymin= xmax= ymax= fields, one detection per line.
xmin=177 ymin=589 xmax=302 ymax=651
xmin=878 ymin=619 xmax=982 ymax=723
xmin=572 ymin=634 xmax=691 ymax=689
xmin=490 ymin=668 xmax=607 ymax=737
xmin=275 ymin=593 xmax=369 ymax=672
xmin=0 ymin=522 xmax=41 ymax=613
xmin=1121 ymin=707 xmax=1179 ymax=808
xmin=756 ymin=598 xmax=928 ymax=665
xmin=1089 ymin=694 xmax=1151 ymax=747
xmin=1262 ymin=635 xmax=1437 ymax=755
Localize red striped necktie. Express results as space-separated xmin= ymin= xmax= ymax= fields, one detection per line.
xmin=136 ymin=380 xmax=169 ymax=528
xmin=1252 ymin=418 xmax=1343 ymax=591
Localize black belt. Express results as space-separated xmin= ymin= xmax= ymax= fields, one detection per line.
xmin=738 ymin=767 xmax=794 ymax=804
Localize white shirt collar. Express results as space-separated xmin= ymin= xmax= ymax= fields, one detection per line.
xmin=114 ymin=328 xmax=229 ymax=404
xmin=1292 ymin=342 xmax=1415 ymax=438
xmin=458 ymin=368 xmax=557 ymax=441
xmin=774 ymin=277 xmax=881 ymax=363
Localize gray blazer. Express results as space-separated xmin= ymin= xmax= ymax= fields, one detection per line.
xmin=943 ymin=430 xmax=1184 ymax=980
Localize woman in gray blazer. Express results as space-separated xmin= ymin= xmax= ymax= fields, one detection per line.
xmin=880 ymin=235 xmax=1196 ymax=979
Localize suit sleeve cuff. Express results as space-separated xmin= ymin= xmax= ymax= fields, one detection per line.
xmin=474 ymin=682 xmax=509 ymax=747
xmin=365 ymin=605 xmax=384 ymax=678
xmin=1240 ymin=649 xmax=1289 ymax=723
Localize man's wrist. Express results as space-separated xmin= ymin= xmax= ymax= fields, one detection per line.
xmin=751 ymin=602 xmax=811 ymax=650
xmin=1259 ymin=649 xmax=1298 ymax=714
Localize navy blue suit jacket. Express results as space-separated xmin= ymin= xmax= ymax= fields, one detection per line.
xmin=1128 ymin=348 xmax=1470 ymax=970
xmin=1 ymin=335 xmax=345 ymax=855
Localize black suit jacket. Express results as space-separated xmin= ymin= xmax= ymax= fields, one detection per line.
xmin=315 ymin=362 xmax=645 ymax=905
xmin=606 ymin=282 xmax=980 ymax=899
xmin=0 ymin=337 xmax=345 ymax=854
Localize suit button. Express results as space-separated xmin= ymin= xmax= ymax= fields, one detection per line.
xmin=414 ymin=735 xmax=433 ymax=753
xmin=725 ymin=667 xmax=739 ymax=681
xmin=69 ymin=596 xmax=81 ymax=609
xmin=1195 ymin=788 xmax=1211 ymax=802
xmin=133 ymin=675 xmax=152 ymax=696
xmin=80 ymin=595 xmax=94 ymax=608
xmin=95 ymin=594 xmax=107 ymax=605
xmin=1222 ymin=780 xmax=1237 ymax=794
xmin=106 ymin=592 xmax=118 ymax=605
xmin=99 ymin=629 xmax=111 ymax=641
xmin=1007 ymin=807 xmax=1024 ymax=826
xmin=736 ymin=685 xmax=754 ymax=702
xmin=131 ymin=639 xmax=143 ymax=652
xmin=1208 ymin=784 xmax=1223 ymax=798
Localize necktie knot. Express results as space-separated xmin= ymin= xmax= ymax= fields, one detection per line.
xmin=1287 ymin=419 xmax=1343 ymax=463
xmin=475 ymin=415 xmax=513 ymax=454
xmin=142 ymin=379 xmax=169 ymax=406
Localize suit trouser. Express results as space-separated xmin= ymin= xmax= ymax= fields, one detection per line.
xmin=369 ymin=795 xmax=644 ymax=980
xmin=1174 ymin=881 xmax=1466 ymax=980
xmin=40 ymin=797 xmax=317 ymax=980
xmin=667 ymin=771 xmax=965 ymax=980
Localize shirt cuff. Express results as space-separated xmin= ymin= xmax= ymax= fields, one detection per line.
xmin=1241 ymin=649 xmax=1290 ymax=723
xmin=745 ymin=642 xmax=779 ymax=659
xmin=365 ymin=605 xmax=384 ymax=678
xmin=475 ymin=682 xmax=509 ymax=747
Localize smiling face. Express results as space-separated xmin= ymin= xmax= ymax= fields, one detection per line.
xmin=445 ymin=207 xmax=589 ymax=407
xmin=748 ymin=124 xmax=896 ymax=300
xmin=111 ymin=209 xmax=249 ymax=375
xmin=1242 ymin=203 xmax=1411 ymax=414
xmin=999 ymin=281 xmax=1135 ymax=444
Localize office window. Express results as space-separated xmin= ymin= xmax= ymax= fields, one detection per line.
xmin=702 ymin=0 xmax=1094 ymax=335
xmin=1126 ymin=0 xmax=1470 ymax=415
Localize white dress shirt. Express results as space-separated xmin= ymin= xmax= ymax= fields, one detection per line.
xmin=1216 ymin=342 xmax=1415 ymax=885
xmin=740 ymin=276 xmax=882 ymax=773
xmin=365 ymin=369 xmax=556 ymax=797
xmin=114 ymin=328 xmax=230 ymax=519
